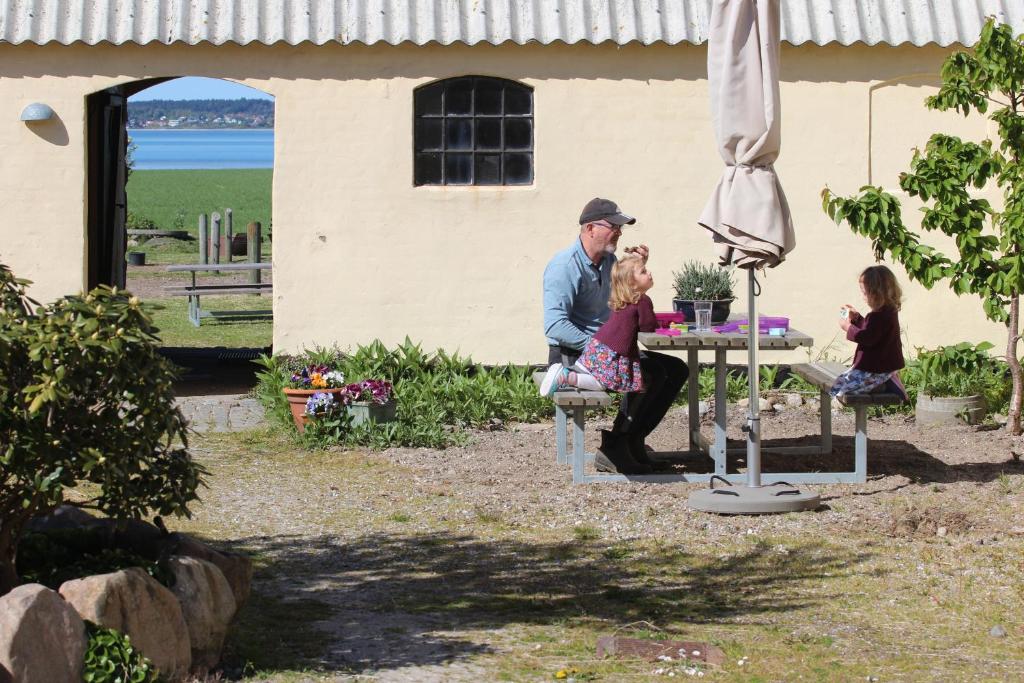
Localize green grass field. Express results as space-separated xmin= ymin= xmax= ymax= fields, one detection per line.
xmin=126 ymin=169 xmax=272 ymax=236
xmin=148 ymin=296 xmax=273 ymax=348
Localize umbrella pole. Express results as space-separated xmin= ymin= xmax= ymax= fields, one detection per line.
xmin=746 ymin=268 xmax=761 ymax=488
xmin=687 ymin=265 xmax=820 ymax=514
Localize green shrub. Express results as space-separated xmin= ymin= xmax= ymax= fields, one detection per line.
xmin=914 ymin=342 xmax=1011 ymax=413
xmin=83 ymin=621 xmax=161 ymax=683
xmin=126 ymin=212 xmax=157 ymax=231
xmin=0 ymin=263 xmax=206 ymax=594
xmin=255 ymin=338 xmax=552 ymax=449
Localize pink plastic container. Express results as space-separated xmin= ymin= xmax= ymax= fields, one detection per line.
xmin=654 ymin=312 xmax=686 ymax=326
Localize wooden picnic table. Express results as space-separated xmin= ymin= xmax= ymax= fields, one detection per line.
xmin=165 ymin=262 xmax=272 ymax=327
xmin=638 ymin=326 xmax=829 ymax=483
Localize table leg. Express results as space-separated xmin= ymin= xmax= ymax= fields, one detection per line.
xmin=687 ymin=348 xmax=699 ymax=451
xmin=713 ymin=348 xmax=727 ymax=475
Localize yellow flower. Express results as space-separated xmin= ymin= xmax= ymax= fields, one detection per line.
xmin=311 ymin=373 xmax=327 ymax=389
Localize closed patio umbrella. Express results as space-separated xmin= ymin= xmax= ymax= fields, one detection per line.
xmin=690 ymin=0 xmax=818 ymax=514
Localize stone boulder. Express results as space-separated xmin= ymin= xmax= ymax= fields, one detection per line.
xmin=168 ymin=556 xmax=237 ymax=671
xmin=60 ymin=568 xmax=191 ymax=680
xmin=172 ymin=533 xmax=253 ymax=607
xmin=0 ymin=583 xmax=87 ymax=683
xmin=25 ymin=504 xmax=100 ymax=532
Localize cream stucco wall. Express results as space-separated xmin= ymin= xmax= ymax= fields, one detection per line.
xmin=0 ymin=41 xmax=1005 ymax=364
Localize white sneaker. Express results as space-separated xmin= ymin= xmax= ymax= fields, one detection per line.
xmin=539 ymin=363 xmax=564 ymax=397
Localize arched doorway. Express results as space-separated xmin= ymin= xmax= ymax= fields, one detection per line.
xmin=87 ymin=77 xmax=275 ymax=367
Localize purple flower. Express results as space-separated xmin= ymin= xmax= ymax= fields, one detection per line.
xmin=304 ymin=391 xmax=336 ymax=416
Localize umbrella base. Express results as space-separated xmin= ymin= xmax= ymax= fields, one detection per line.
xmin=688 ymin=481 xmax=820 ymax=515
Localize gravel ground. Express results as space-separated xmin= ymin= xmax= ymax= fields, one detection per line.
xmin=179 ymin=402 xmax=1024 ymax=681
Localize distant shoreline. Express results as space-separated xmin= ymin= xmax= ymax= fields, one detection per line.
xmin=128 ymin=128 xmax=273 ymax=132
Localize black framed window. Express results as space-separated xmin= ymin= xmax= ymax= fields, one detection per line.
xmin=414 ymin=76 xmax=534 ymax=186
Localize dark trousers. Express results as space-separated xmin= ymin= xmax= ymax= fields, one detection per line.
xmin=547 ymin=345 xmax=688 ymax=439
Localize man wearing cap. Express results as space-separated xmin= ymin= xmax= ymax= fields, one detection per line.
xmin=542 ymin=198 xmax=689 ymax=474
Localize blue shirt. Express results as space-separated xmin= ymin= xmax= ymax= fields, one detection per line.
xmin=543 ymin=238 xmax=616 ymax=350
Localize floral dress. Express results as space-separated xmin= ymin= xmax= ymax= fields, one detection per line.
xmin=576 ymin=295 xmax=655 ymax=393
xmin=578 ymin=339 xmax=644 ymax=393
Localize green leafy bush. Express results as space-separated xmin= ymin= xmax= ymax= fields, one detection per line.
xmin=915 ymin=342 xmax=1010 ymax=410
xmin=126 ymin=212 xmax=157 ymax=231
xmin=0 ymin=263 xmax=206 ymax=594
xmin=255 ymin=338 xmax=552 ymax=449
xmin=83 ymin=621 xmax=161 ymax=683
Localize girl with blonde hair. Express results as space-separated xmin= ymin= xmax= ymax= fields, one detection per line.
xmin=832 ymin=264 xmax=908 ymax=399
xmin=540 ymin=254 xmax=656 ymax=395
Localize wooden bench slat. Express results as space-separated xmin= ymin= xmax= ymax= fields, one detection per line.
xmin=791 ymin=362 xmax=902 ymax=405
xmin=532 ymin=371 xmax=613 ymax=407
xmin=166 ymin=262 xmax=271 ymax=272
xmin=166 ymin=286 xmax=272 ymax=296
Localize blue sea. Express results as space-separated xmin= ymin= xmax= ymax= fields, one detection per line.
xmin=128 ymin=129 xmax=274 ymax=170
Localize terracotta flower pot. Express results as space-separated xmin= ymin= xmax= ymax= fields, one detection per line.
xmin=282 ymin=387 xmax=346 ymax=432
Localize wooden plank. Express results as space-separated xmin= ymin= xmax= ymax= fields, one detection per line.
xmin=166 ymin=283 xmax=272 ymax=291
xmin=790 ymin=362 xmax=839 ymax=389
xmin=166 ymin=262 xmax=271 ymax=273
xmin=791 ymin=362 xmax=902 ymax=405
xmin=166 ymin=286 xmax=272 ymax=296
xmin=532 ymin=372 xmax=613 ymax=407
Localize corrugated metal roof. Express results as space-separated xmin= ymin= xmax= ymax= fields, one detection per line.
xmin=2 ymin=1 xmax=1022 ymax=48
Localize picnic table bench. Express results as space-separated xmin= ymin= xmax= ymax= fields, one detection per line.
xmin=165 ymin=262 xmax=272 ymax=327
xmin=790 ymin=361 xmax=906 ymax=483
xmin=532 ymin=371 xmax=615 ymax=482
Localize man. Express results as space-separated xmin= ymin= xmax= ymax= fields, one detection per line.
xmin=542 ymin=197 xmax=688 ymax=474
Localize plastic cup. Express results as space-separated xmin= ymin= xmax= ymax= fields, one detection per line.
xmin=694 ymin=301 xmax=713 ymax=331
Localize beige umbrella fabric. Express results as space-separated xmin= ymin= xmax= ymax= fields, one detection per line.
xmin=697 ymin=0 xmax=794 ymax=270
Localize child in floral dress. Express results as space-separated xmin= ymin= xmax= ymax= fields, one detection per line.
xmin=831 ymin=264 xmax=908 ymax=400
xmin=540 ymin=254 xmax=655 ymax=395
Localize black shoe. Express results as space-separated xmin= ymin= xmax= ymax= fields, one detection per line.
xmin=626 ymin=433 xmax=673 ymax=472
xmin=597 ymin=430 xmax=652 ymax=475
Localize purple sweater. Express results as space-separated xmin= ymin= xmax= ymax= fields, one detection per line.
xmin=592 ymin=294 xmax=657 ymax=360
xmin=847 ymin=305 xmax=904 ymax=373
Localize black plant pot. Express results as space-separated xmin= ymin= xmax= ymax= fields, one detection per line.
xmin=672 ymin=298 xmax=733 ymax=324
xmin=126 ymin=252 xmax=146 ymax=266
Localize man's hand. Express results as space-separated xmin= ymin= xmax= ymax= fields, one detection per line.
xmin=623 ymin=244 xmax=649 ymax=263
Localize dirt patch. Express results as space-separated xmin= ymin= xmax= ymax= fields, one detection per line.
xmin=172 ymin=402 xmax=1024 ymax=681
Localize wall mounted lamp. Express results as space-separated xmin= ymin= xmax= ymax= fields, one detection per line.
xmin=20 ymin=103 xmax=55 ymax=122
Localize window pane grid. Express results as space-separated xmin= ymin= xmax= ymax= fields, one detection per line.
xmin=414 ymin=76 xmax=533 ymax=186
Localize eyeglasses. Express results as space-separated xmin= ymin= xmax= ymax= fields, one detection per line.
xmin=591 ymin=221 xmax=622 ymax=233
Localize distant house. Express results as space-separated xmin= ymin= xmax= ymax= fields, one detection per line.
xmin=1 ymin=1 xmax=1021 ymax=362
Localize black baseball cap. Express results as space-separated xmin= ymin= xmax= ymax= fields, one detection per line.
xmin=578 ymin=197 xmax=637 ymax=226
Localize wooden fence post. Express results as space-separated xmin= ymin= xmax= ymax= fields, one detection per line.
xmin=210 ymin=212 xmax=221 ymax=273
xmin=198 ymin=213 xmax=208 ymax=264
xmin=247 ymin=221 xmax=262 ymax=286
xmin=223 ymin=208 xmax=233 ymax=263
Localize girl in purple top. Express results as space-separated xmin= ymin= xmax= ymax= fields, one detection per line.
xmin=540 ymin=255 xmax=656 ymax=395
xmin=831 ymin=265 xmax=907 ymax=399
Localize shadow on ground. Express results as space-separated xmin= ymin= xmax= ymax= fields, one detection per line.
xmin=730 ymin=435 xmax=1024 ymax=484
xmin=213 ymin=531 xmax=872 ymax=677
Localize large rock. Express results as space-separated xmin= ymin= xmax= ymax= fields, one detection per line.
xmin=0 ymin=583 xmax=87 ymax=683
xmin=172 ymin=534 xmax=253 ymax=607
xmin=25 ymin=504 xmax=100 ymax=532
xmin=60 ymin=568 xmax=191 ymax=680
xmin=168 ymin=556 xmax=237 ymax=671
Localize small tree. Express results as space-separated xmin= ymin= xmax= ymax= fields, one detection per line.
xmin=0 ymin=263 xmax=206 ymax=594
xmin=822 ymin=18 xmax=1024 ymax=435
